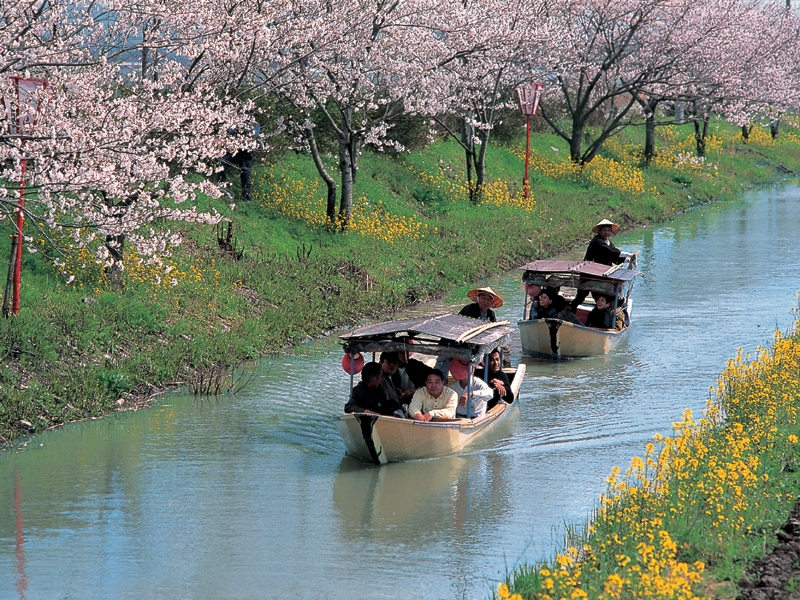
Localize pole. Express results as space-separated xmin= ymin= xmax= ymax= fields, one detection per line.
xmin=524 ymin=115 xmax=531 ymax=200
xmin=349 ymin=352 xmax=355 ymax=401
xmin=11 ymin=158 xmax=26 ymax=315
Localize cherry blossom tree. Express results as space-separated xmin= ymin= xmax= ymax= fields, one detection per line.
xmin=531 ymin=0 xmax=754 ymax=165
xmin=0 ymin=0 xmax=309 ymax=280
xmin=422 ymin=0 xmax=552 ymax=200
xmin=275 ymin=0 xmax=449 ymax=227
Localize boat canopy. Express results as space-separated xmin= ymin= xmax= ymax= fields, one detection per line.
xmin=519 ymin=259 xmax=641 ymax=297
xmin=341 ymin=314 xmax=513 ymax=362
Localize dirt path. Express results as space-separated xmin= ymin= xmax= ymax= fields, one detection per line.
xmin=738 ymin=502 xmax=800 ymax=600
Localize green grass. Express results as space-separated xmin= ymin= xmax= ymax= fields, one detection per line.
xmin=1 ymin=119 xmax=800 ymax=443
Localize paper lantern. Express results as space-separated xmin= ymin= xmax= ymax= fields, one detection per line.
xmin=341 ymin=352 xmax=365 ymax=375
xmin=526 ymin=283 xmax=542 ymax=297
xmin=449 ymin=359 xmax=470 ymax=380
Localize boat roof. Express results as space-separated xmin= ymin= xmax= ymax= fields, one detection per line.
xmin=520 ymin=259 xmax=640 ymax=296
xmin=519 ymin=260 xmax=640 ymax=282
xmin=340 ymin=314 xmax=513 ymax=361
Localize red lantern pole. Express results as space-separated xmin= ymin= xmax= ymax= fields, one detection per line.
xmin=3 ymin=76 xmax=48 ymax=317
xmin=12 ymin=158 xmax=26 ymax=315
xmin=515 ymin=83 xmax=544 ymax=201
xmin=524 ymin=115 xmax=531 ymax=199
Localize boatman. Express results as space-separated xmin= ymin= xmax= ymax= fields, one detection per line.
xmin=459 ymin=287 xmax=503 ymax=322
xmin=407 ymin=369 xmax=458 ymax=422
xmin=458 ymin=286 xmax=511 ymax=367
xmin=570 ymin=219 xmax=632 ymax=311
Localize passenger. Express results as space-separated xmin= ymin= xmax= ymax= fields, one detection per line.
xmin=344 ymin=362 xmax=404 ymax=417
xmin=459 ymin=286 xmax=502 ymax=322
xmin=407 ymin=369 xmax=459 ymax=422
xmin=586 ymin=295 xmax=626 ymax=331
xmin=529 ymin=288 xmax=559 ymax=319
xmin=397 ymin=350 xmax=429 ymax=390
xmin=475 ymin=349 xmax=515 ymax=409
xmin=379 ymin=351 xmax=415 ymax=403
xmin=449 ymin=364 xmax=494 ymax=419
xmin=571 ymin=219 xmax=630 ymax=310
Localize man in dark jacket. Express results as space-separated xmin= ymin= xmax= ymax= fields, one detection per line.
xmin=584 ymin=219 xmax=625 ymax=266
xmin=571 ymin=219 xmax=629 ymax=310
xmin=344 ymin=362 xmax=404 ymax=416
xmin=459 ymin=286 xmax=503 ymax=322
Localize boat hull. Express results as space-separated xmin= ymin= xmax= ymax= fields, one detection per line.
xmin=337 ymin=365 xmax=525 ymax=463
xmin=518 ymin=318 xmax=626 ymax=359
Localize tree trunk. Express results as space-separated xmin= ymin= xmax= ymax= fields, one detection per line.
xmin=770 ymin=117 xmax=781 ymax=140
xmin=338 ymin=132 xmax=354 ymax=227
xmin=569 ymin=120 xmax=584 ymax=163
xmin=306 ymin=128 xmax=338 ymax=225
xmin=644 ymin=112 xmax=656 ymax=163
xmin=474 ymin=127 xmax=490 ymax=197
xmin=674 ymin=100 xmax=684 ymax=125
xmin=105 ymin=234 xmax=125 ymax=288
xmin=639 ymin=97 xmax=660 ymax=164
xmin=462 ymin=111 xmax=476 ymax=202
xmin=741 ymin=124 xmax=751 ymax=141
xmin=693 ymin=113 xmax=709 ymax=157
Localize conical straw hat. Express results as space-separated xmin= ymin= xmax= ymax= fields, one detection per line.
xmin=591 ymin=219 xmax=620 ymax=234
xmin=467 ymin=286 xmax=504 ymax=308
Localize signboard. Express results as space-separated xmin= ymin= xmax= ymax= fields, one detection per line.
xmin=516 ymin=83 xmax=544 ymax=116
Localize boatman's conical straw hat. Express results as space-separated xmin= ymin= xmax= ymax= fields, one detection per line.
xmin=591 ymin=219 xmax=620 ymax=234
xmin=467 ymin=286 xmax=504 ymax=308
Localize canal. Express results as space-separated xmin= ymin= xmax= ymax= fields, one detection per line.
xmin=2 ymin=186 xmax=799 ymax=599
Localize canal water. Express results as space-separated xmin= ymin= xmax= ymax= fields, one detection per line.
xmin=2 ymin=187 xmax=799 ymax=600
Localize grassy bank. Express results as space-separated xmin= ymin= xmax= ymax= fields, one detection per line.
xmin=1 ymin=119 xmax=800 ymax=444
xmin=501 ymin=317 xmax=800 ymax=600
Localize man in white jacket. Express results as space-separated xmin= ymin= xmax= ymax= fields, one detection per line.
xmin=449 ymin=367 xmax=494 ymax=419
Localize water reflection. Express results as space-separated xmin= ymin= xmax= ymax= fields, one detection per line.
xmin=333 ymin=451 xmax=510 ymax=545
xmin=13 ymin=472 xmax=27 ymax=600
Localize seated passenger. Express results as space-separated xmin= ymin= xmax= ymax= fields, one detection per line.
xmin=529 ymin=288 xmax=559 ymax=319
xmin=586 ymin=295 xmax=626 ymax=331
xmin=397 ymin=350 xmax=429 ymax=390
xmin=344 ymin=362 xmax=404 ymax=417
xmin=379 ymin=351 xmax=415 ymax=404
xmin=475 ymin=349 xmax=515 ymax=410
xmin=449 ymin=365 xmax=494 ymax=419
xmin=407 ymin=369 xmax=459 ymax=422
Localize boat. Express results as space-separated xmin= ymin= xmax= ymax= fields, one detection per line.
xmin=518 ymin=257 xmax=641 ymax=359
xmin=336 ymin=314 xmax=526 ymax=464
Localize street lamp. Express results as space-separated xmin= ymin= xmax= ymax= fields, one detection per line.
xmin=2 ymin=76 xmax=48 ymax=317
xmin=515 ymin=82 xmax=544 ymax=200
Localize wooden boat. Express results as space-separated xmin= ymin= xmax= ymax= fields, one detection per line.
xmin=518 ymin=258 xmax=641 ymax=359
xmin=336 ymin=314 xmax=526 ymax=464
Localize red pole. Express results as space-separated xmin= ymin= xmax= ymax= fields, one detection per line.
xmin=524 ymin=115 xmax=531 ymax=200
xmin=12 ymin=158 xmax=25 ymax=315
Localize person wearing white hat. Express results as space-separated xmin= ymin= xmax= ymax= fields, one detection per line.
xmin=459 ymin=286 xmax=503 ymax=322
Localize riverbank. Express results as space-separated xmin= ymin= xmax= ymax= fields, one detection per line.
xmin=503 ymin=318 xmax=800 ymax=600
xmin=1 ymin=120 xmax=800 ymax=444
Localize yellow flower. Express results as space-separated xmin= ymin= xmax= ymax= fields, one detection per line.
xmin=498 ymin=583 xmax=510 ymax=598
